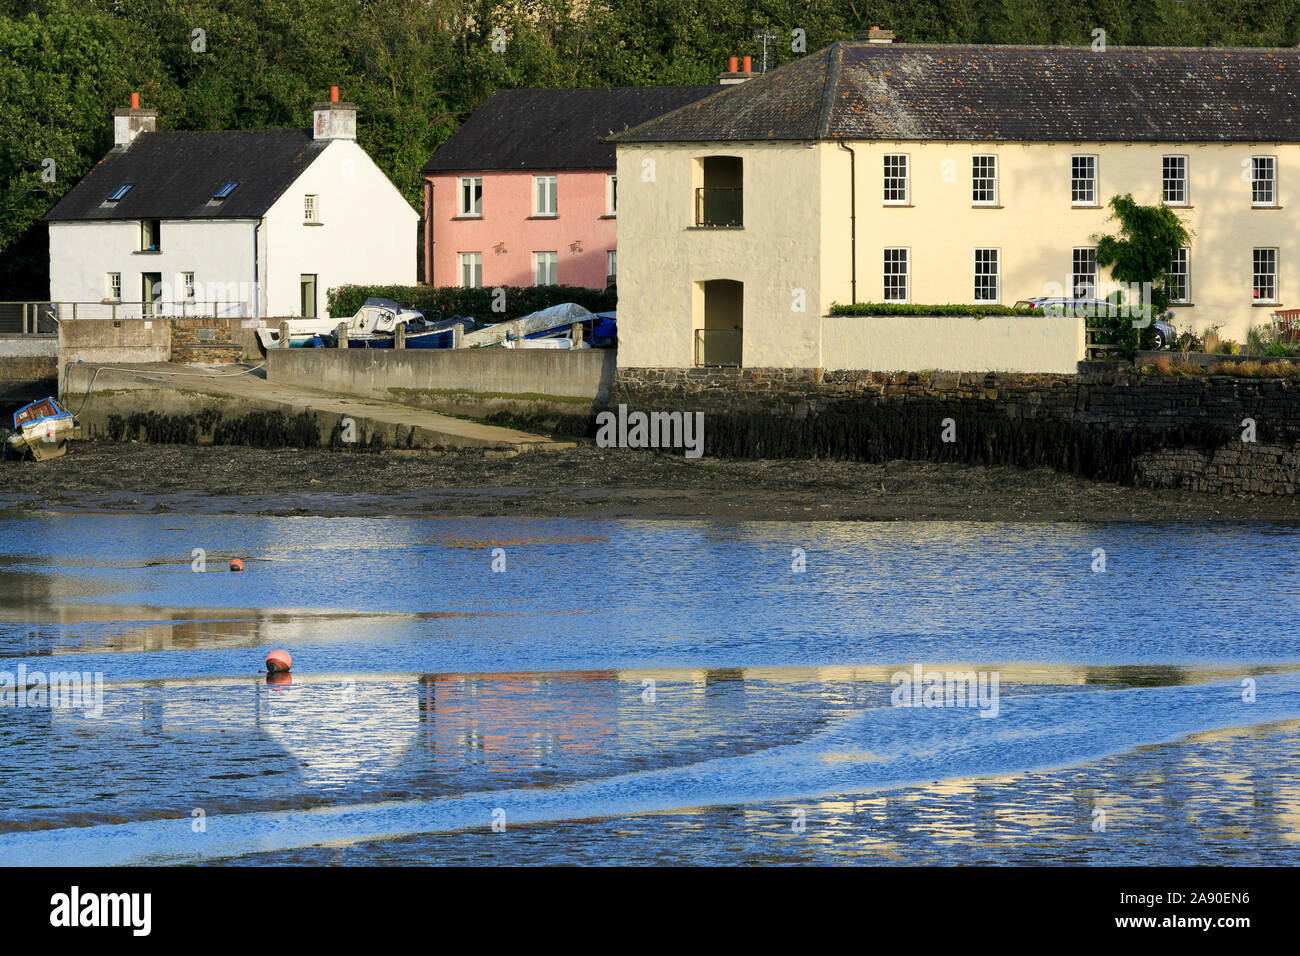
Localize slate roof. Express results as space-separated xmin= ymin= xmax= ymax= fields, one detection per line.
xmin=45 ymin=129 xmax=329 ymax=221
xmin=610 ymin=43 xmax=1300 ymax=144
xmin=420 ymin=86 xmax=718 ymax=174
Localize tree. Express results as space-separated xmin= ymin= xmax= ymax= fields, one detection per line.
xmin=1094 ymin=193 xmax=1192 ymax=317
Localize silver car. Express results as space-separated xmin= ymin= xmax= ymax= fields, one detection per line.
xmin=1014 ymin=297 xmax=1173 ymax=349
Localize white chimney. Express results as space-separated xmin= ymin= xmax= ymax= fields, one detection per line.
xmin=313 ymin=85 xmax=356 ymax=140
xmin=113 ymin=92 xmax=156 ymax=148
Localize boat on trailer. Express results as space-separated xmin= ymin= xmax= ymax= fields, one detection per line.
xmin=254 ymin=297 xmax=429 ymax=352
xmin=3 ymin=398 xmax=81 ymax=461
xmin=322 ymin=314 xmax=474 ymax=349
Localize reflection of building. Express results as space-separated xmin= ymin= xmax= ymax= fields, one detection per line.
xmin=418 ymin=672 xmax=618 ymax=765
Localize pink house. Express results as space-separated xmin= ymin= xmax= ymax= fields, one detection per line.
xmin=421 ymin=86 xmax=720 ymax=290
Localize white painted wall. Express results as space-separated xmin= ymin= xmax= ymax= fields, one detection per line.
xmin=262 ymin=139 xmax=418 ymax=316
xmin=48 ymin=219 xmax=257 ymax=317
xmin=48 ymin=138 xmax=417 ymax=320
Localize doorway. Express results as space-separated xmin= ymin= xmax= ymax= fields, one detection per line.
xmin=300 ymin=274 xmax=318 ymax=317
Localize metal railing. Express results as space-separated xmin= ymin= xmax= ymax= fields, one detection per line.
xmin=0 ymin=302 xmax=58 ymax=335
xmin=694 ymin=328 xmax=743 ymax=367
xmin=0 ymin=300 xmax=250 ymax=331
xmin=694 ymin=187 xmax=743 ymax=228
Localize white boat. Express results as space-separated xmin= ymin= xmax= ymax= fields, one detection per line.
xmin=255 ymin=298 xmax=427 ymax=352
xmin=4 ymin=398 xmax=81 ymax=462
xmin=463 ymin=303 xmax=596 ymax=348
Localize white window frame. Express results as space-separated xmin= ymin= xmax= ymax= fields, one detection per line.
xmin=304 ymin=194 xmax=319 ymax=222
xmin=883 ymin=247 xmax=910 ymax=302
xmin=1071 ymin=155 xmax=1098 ymax=206
xmin=533 ymin=175 xmax=558 ymax=217
xmin=607 ymin=174 xmax=617 ymax=215
xmin=1162 ymin=156 xmax=1188 ymax=206
xmin=1251 ymin=156 xmax=1277 ymax=207
xmin=106 ymin=273 xmax=121 ymax=301
xmin=182 ymin=271 xmax=196 ymax=302
xmin=1253 ymin=248 xmax=1278 ymax=303
xmin=533 ymin=251 xmax=558 ymax=286
xmin=458 ymin=176 xmax=483 ymax=217
xmin=458 ymin=252 xmax=482 ymax=289
xmin=974 ymin=248 xmax=1000 ymax=303
xmin=1072 ymin=247 xmax=1098 ymax=298
xmin=607 ymin=250 xmax=617 ymax=278
xmin=1169 ymin=248 xmax=1190 ymax=304
xmin=883 ymin=154 xmax=909 ymax=205
xmin=972 ymin=155 xmax=998 ymax=206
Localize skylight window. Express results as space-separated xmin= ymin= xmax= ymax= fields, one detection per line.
xmin=105 ymin=183 xmax=133 ymax=203
xmin=212 ymin=181 xmax=239 ymax=200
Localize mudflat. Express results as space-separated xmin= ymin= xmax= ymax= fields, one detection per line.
xmin=2 ymin=441 xmax=1296 ymax=521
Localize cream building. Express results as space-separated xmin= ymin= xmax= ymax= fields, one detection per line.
xmin=611 ymin=36 xmax=1300 ymax=371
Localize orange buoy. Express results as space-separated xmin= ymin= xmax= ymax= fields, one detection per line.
xmin=265 ymin=649 xmax=292 ymax=673
xmin=229 ymin=559 xmax=244 ymax=572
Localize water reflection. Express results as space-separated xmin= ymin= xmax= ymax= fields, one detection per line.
xmin=3 ymin=514 xmax=1300 ymax=863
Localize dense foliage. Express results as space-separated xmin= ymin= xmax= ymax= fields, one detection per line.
xmin=327 ymin=283 xmax=616 ymax=320
xmin=829 ymin=302 xmax=1044 ymax=316
xmin=4 ymin=0 xmax=1300 ymax=298
xmin=1093 ymin=193 xmax=1193 ymax=316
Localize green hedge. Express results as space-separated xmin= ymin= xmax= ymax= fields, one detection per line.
xmin=327 ymin=284 xmax=617 ymax=321
xmin=828 ymin=302 xmax=1044 ymax=317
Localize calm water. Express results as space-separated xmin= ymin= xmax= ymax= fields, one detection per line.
xmin=1 ymin=513 xmax=1299 ymax=865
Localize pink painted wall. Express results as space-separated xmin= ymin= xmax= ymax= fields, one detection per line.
xmin=425 ymin=170 xmax=617 ymax=289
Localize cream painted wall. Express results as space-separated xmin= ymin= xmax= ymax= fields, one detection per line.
xmin=619 ymin=137 xmax=1299 ymax=369
xmin=263 ymin=139 xmax=418 ymax=316
xmin=616 ymin=142 xmax=824 ymax=368
xmin=821 ymin=313 xmax=1085 ymax=373
xmin=819 ymin=140 xmax=1300 ymax=342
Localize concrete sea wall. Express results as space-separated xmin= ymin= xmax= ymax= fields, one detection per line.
xmin=266 ymin=348 xmax=616 ymax=427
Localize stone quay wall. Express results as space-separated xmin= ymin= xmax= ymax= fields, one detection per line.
xmin=609 ymin=364 xmax=1300 ymax=495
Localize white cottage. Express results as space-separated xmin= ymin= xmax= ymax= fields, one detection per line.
xmin=45 ymin=90 xmax=417 ymax=319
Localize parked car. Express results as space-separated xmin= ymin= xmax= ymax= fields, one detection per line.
xmin=1014 ymin=296 xmax=1173 ymax=349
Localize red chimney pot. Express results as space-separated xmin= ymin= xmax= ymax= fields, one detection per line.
xmin=728 ymin=56 xmax=738 ymax=73
xmin=742 ymin=55 xmax=752 ymax=73
xmin=330 ymin=85 xmax=339 ymax=103
xmin=130 ymin=92 xmax=139 ymax=109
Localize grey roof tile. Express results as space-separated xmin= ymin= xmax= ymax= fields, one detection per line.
xmin=45 ymin=129 xmax=328 ymax=221
xmin=611 ymin=43 xmax=1300 ymax=143
xmin=421 ymin=86 xmax=719 ymax=174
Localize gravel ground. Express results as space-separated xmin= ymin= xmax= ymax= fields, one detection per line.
xmin=2 ymin=441 xmax=1297 ymax=522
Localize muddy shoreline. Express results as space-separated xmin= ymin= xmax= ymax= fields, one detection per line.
xmin=2 ymin=441 xmax=1298 ymax=522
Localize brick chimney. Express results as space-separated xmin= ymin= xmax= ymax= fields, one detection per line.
xmin=718 ymin=55 xmax=756 ymax=85
xmin=113 ymin=92 xmax=156 ymax=148
xmin=312 ymin=85 xmax=356 ymax=140
xmin=856 ymin=26 xmax=896 ymax=44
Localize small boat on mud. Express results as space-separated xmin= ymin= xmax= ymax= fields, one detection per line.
xmin=3 ymin=398 xmax=81 ymax=461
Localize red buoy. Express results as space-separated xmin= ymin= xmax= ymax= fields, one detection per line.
xmin=230 ymin=559 xmax=244 ymax=572
xmin=265 ymin=649 xmax=292 ymax=673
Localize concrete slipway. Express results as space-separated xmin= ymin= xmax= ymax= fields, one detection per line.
xmin=61 ymin=362 xmax=574 ymax=453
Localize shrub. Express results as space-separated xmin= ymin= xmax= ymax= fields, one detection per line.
xmin=1143 ymin=355 xmax=1205 ymax=377
xmin=827 ymin=302 xmax=1044 ymax=317
xmin=326 ymin=284 xmax=617 ymax=322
